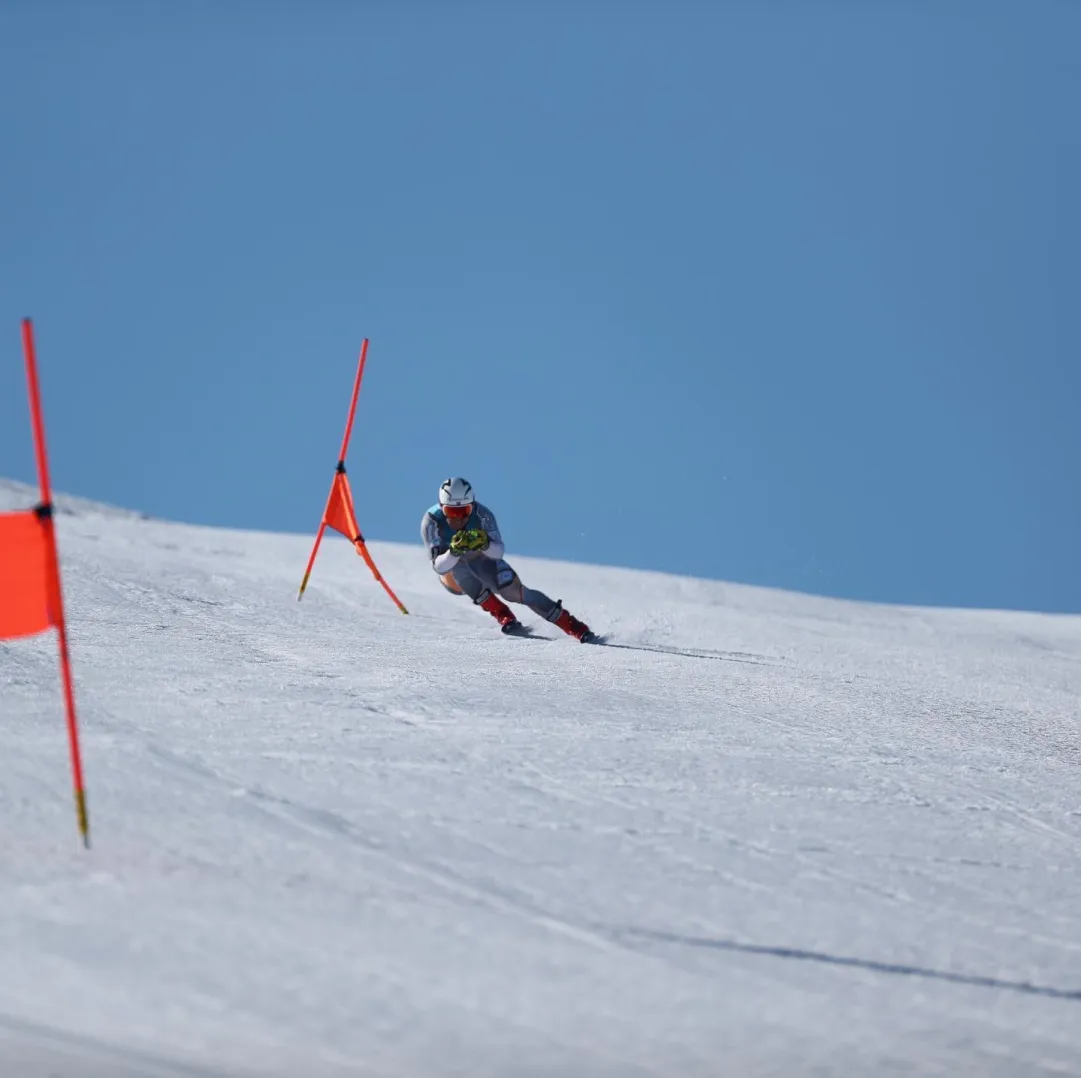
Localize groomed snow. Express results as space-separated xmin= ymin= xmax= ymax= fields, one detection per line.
xmin=1 ymin=479 xmax=1079 ymax=1077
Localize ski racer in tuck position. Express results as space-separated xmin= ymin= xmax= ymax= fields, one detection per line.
xmin=421 ymin=477 xmax=596 ymax=641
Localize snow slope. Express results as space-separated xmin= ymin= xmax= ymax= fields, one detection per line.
xmin=2 ymin=480 xmax=1079 ymax=1077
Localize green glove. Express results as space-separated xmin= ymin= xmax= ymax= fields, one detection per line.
xmin=450 ymin=528 xmax=489 ymax=555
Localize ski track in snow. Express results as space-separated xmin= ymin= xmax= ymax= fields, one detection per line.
xmin=1 ymin=479 xmax=1080 ymax=1076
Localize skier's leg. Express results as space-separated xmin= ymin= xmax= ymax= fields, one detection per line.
xmin=495 ymin=569 xmax=559 ymax=620
xmin=446 ymin=560 xmax=487 ymax=602
xmin=439 ymin=573 xmax=466 ymax=596
xmin=490 ymin=560 xmax=593 ymax=639
xmin=446 ymin=559 xmax=518 ymax=628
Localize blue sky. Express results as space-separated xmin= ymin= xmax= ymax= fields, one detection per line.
xmin=2 ymin=2 xmax=1078 ymax=613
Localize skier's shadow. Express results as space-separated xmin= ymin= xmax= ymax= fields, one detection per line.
xmin=618 ymin=927 xmax=1081 ymax=1002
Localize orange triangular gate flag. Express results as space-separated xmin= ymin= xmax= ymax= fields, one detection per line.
xmin=298 ymin=466 xmax=408 ymax=615
xmin=296 ymin=339 xmax=408 ymax=614
xmin=0 ymin=508 xmax=60 ymax=640
xmin=324 ymin=471 xmax=360 ymax=543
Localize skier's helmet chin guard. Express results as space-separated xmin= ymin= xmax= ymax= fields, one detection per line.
xmin=439 ymin=477 xmax=474 ymax=528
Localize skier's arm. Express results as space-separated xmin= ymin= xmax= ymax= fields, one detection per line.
xmin=432 ymin=549 xmax=460 ymax=574
xmin=421 ymin=512 xmax=460 ymax=574
xmin=475 ymin=505 xmax=505 ymax=560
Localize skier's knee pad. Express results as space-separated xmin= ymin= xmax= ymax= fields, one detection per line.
xmin=498 ymin=576 xmax=525 ymax=604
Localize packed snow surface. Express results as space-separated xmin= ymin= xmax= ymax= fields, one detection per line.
xmin=1 ymin=479 xmax=1079 ymax=1077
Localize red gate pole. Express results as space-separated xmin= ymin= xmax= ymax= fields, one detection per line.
xmin=298 ymin=339 xmax=368 ymax=601
xmin=22 ymin=319 xmax=90 ymax=848
xmin=337 ymin=337 xmax=367 ymax=467
xmin=297 ymin=520 xmax=328 ymax=601
xmin=296 ymin=339 xmax=407 ymax=612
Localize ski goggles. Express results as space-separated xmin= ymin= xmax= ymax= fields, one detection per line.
xmin=443 ymin=504 xmax=473 ymax=525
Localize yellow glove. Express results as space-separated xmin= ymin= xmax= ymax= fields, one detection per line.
xmin=450 ymin=529 xmax=489 ymax=555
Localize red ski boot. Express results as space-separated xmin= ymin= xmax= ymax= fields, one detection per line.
xmin=552 ymin=605 xmax=594 ymax=642
xmin=479 ymin=591 xmax=520 ymax=632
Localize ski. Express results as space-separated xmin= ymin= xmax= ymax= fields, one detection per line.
xmin=500 ymin=621 xmax=549 ymax=640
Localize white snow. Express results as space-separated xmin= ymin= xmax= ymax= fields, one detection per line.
xmin=1 ymin=479 xmax=1079 ymax=1077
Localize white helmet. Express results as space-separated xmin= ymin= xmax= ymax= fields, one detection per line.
xmin=439 ymin=477 xmax=475 ymax=525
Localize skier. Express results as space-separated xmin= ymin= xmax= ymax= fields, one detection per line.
xmin=421 ymin=477 xmax=596 ymax=641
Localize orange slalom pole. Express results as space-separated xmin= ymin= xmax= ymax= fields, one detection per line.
xmin=298 ymin=338 xmax=407 ymax=612
xmin=298 ymin=339 xmax=367 ymax=600
xmin=354 ymin=538 xmax=409 ymax=615
xmin=297 ymin=520 xmax=328 ymax=601
xmin=22 ymin=319 xmax=90 ymax=849
xmin=337 ymin=338 xmax=368 ymax=466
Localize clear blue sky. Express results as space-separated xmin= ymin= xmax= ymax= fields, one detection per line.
xmin=2 ymin=2 xmax=1078 ymax=613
